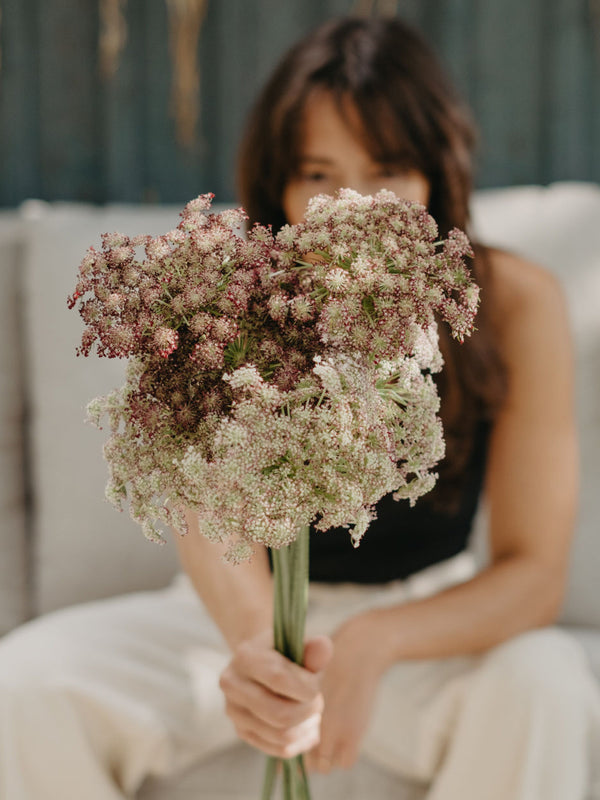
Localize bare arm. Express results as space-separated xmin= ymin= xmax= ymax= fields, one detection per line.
xmin=174 ymin=253 xmax=577 ymax=768
xmin=172 ymin=508 xmax=332 ymax=759
xmin=306 ymin=252 xmax=579 ymax=772
xmin=172 ymin=508 xmax=273 ymax=649
xmin=344 ymin=252 xmax=578 ymax=666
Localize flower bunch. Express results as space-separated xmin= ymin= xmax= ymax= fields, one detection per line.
xmin=270 ymin=188 xmax=478 ymax=363
xmin=69 ymin=189 xmax=478 ymax=559
xmin=69 ymin=194 xmax=320 ymax=435
xmin=98 ymin=353 xmax=443 ymax=560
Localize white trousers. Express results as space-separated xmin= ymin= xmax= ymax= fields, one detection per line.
xmin=0 ymin=554 xmax=599 ymax=800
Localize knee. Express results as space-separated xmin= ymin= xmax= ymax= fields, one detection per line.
xmin=0 ymin=610 xmax=93 ymax=690
xmin=0 ymin=614 xmax=106 ymax=750
xmin=479 ymin=627 xmax=590 ymax=709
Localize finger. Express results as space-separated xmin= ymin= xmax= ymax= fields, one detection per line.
xmin=305 ymin=747 xmax=336 ymax=774
xmin=239 ymin=728 xmax=321 ymax=760
xmin=303 ymin=635 xmax=333 ymax=674
xmin=230 ymin=702 xmax=322 ymax=759
xmin=316 ymin=753 xmax=336 ymax=773
xmin=220 ymin=668 xmax=323 ymax=729
xmin=230 ymin=700 xmax=322 ymax=747
xmin=312 ymin=732 xmax=359 ymax=773
xmin=233 ymin=641 xmax=321 ymax=702
xmin=336 ymin=745 xmax=359 ymax=770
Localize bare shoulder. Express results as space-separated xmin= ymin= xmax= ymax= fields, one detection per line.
xmin=486 ymin=247 xmax=565 ymax=318
xmin=480 ymin=251 xmax=577 ymax=582
xmin=483 ymin=247 xmax=574 ymax=423
xmin=484 ymin=247 xmax=570 ymax=353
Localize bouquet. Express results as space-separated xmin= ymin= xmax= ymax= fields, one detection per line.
xmin=69 ymin=188 xmax=478 ymax=799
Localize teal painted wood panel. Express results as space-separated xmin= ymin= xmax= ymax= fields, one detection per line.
xmin=0 ymin=0 xmax=41 ymax=205
xmin=101 ymin=0 xmax=146 ymax=202
xmin=472 ymin=0 xmax=547 ymax=185
xmin=143 ymin=0 xmax=194 ymax=203
xmin=37 ymin=0 xmax=102 ymax=200
xmin=425 ymin=0 xmax=479 ymax=101
xmin=593 ymin=0 xmax=600 ymax=177
xmin=0 ymin=0 xmax=598 ymax=206
xmin=544 ymin=0 xmax=599 ymax=181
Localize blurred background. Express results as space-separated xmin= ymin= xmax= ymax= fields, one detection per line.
xmin=0 ymin=0 xmax=598 ymax=208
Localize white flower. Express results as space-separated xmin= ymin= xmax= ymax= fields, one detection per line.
xmin=223 ymin=365 xmax=263 ymax=392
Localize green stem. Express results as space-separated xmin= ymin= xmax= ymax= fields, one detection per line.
xmin=297 ymin=755 xmax=311 ymax=800
xmin=261 ymin=526 xmax=311 ymax=800
xmin=262 ymin=757 xmax=278 ymax=800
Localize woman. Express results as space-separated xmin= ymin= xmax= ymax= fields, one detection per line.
xmin=0 ymin=16 xmax=598 ymax=800
xmin=179 ymin=16 xmax=598 ymax=795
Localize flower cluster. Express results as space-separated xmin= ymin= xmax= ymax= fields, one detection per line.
xmin=99 ymin=354 xmax=444 ymax=560
xmin=70 ymin=190 xmax=478 ymax=559
xmin=271 ymin=188 xmax=478 ymax=363
xmin=69 ymin=195 xmax=320 ymax=432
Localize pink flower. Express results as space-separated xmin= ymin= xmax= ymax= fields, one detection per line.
xmin=153 ymin=327 xmax=178 ymax=358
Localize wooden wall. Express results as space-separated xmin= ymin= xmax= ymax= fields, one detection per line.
xmin=0 ymin=0 xmax=598 ymax=206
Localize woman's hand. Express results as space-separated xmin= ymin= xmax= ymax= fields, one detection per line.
xmin=305 ymin=612 xmax=388 ymax=773
xmin=219 ymin=630 xmax=333 ymax=759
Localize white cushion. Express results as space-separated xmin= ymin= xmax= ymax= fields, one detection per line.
xmin=470 ymin=182 xmax=600 ymax=628
xmin=568 ymin=626 xmax=600 ymax=684
xmin=20 ymin=185 xmax=600 ymax=628
xmin=0 ymin=212 xmax=28 ymax=634
xmin=21 ymin=202 xmax=186 ymax=615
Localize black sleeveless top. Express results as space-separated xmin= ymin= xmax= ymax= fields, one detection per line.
xmin=307 ymin=422 xmax=489 ymax=583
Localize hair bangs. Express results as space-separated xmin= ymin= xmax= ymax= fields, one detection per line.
xmin=333 ymin=88 xmax=432 ymax=178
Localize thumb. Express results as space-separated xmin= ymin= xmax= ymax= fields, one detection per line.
xmin=303 ymin=635 xmax=333 ymax=674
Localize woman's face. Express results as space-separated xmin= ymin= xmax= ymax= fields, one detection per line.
xmin=282 ymin=92 xmax=430 ymax=225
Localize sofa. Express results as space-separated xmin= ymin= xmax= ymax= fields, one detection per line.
xmin=0 ymin=182 xmax=598 ymax=799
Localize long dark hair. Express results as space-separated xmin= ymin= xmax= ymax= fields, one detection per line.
xmin=237 ymin=17 xmax=507 ymax=504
